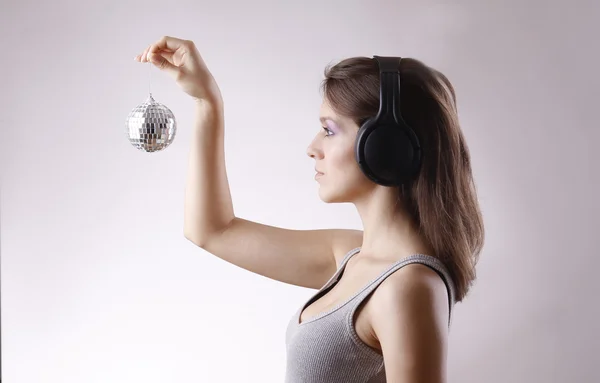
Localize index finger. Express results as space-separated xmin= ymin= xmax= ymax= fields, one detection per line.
xmin=151 ymin=35 xmax=189 ymax=52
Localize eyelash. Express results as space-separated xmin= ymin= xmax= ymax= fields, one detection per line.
xmin=322 ymin=127 xmax=333 ymax=137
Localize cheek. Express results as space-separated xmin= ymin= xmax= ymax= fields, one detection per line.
xmin=327 ymin=143 xmax=357 ymax=172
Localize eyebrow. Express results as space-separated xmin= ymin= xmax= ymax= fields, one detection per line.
xmin=319 ymin=116 xmax=340 ymax=125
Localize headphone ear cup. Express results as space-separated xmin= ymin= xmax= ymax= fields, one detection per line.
xmin=356 ymin=119 xmax=419 ymax=186
xmin=355 ymin=117 xmax=375 ymax=176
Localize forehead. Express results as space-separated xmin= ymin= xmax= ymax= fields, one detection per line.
xmin=319 ymin=99 xmax=340 ymax=123
xmin=319 ymin=98 xmax=335 ymax=114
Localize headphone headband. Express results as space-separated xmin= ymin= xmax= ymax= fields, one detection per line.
xmin=372 ymin=55 xmax=403 ymax=127
xmin=353 ymin=55 xmax=422 ymax=186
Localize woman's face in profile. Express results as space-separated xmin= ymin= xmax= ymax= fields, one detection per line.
xmin=306 ymin=98 xmax=372 ymax=203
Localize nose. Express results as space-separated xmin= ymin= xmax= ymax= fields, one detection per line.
xmin=306 ymin=136 xmax=323 ymax=160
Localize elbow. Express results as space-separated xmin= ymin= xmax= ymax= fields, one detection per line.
xmin=184 ymin=219 xmax=234 ymax=248
xmin=183 ymin=229 xmax=206 ymax=248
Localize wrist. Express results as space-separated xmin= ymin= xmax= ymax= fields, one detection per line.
xmin=193 ymin=98 xmax=222 ymax=113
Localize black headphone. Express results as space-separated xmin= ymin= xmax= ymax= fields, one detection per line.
xmin=354 ymin=56 xmax=422 ymax=187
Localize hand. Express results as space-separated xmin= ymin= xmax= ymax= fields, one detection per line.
xmin=134 ymin=36 xmax=222 ymax=106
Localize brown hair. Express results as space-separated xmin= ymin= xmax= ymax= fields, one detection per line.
xmin=320 ymin=57 xmax=485 ymax=302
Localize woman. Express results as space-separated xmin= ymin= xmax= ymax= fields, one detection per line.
xmin=135 ymin=35 xmax=484 ymax=383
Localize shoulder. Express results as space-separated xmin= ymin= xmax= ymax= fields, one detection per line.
xmin=382 ymin=261 xmax=449 ymax=297
xmin=366 ymin=262 xmax=450 ymax=381
xmin=367 ymin=262 xmax=451 ymax=345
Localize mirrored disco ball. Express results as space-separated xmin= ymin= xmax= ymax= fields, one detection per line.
xmin=126 ymin=93 xmax=177 ymax=152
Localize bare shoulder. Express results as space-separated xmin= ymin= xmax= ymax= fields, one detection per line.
xmin=369 ymin=262 xmax=450 ymax=332
xmin=367 ymin=263 xmax=450 ymax=381
xmin=330 ymin=229 xmax=364 ymax=268
xmin=385 ymin=262 xmax=449 ymax=293
xmin=374 ymin=263 xmax=450 ymax=313
xmin=368 ymin=264 xmax=449 ymax=382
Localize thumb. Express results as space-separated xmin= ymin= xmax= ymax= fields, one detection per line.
xmin=148 ymin=53 xmax=178 ymax=75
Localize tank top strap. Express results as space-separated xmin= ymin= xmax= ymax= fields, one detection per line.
xmin=304 ymin=247 xmax=360 ymax=302
xmin=317 ymin=247 xmax=362 ymax=292
xmin=339 ymin=247 xmax=362 ymax=269
xmin=348 ymin=254 xmax=456 ymax=327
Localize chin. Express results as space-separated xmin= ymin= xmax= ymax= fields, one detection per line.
xmin=318 ymin=186 xmax=351 ymax=204
xmin=317 ymin=177 xmax=373 ymax=204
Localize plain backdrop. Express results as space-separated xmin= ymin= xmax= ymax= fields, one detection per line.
xmin=1 ymin=0 xmax=598 ymax=382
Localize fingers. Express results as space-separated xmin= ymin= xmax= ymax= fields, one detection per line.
xmin=135 ymin=36 xmax=194 ymax=64
xmin=134 ymin=45 xmax=153 ymax=62
xmin=134 ymin=36 xmax=204 ymax=80
xmin=148 ymin=52 xmax=178 ymax=74
xmin=152 ymin=35 xmax=190 ymax=52
xmin=134 ymin=42 xmax=177 ymax=76
xmin=146 ymin=50 xmax=175 ymax=65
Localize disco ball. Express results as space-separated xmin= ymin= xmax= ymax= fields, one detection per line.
xmin=125 ymin=93 xmax=177 ymax=152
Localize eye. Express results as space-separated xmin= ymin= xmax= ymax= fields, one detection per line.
xmin=322 ymin=126 xmax=334 ymax=137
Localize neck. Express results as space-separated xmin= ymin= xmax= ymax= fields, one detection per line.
xmin=353 ymin=186 xmax=433 ymax=260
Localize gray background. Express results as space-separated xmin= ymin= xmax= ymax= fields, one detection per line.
xmin=1 ymin=0 xmax=598 ymax=382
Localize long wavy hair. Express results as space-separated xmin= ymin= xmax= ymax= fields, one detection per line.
xmin=320 ymin=57 xmax=485 ymax=302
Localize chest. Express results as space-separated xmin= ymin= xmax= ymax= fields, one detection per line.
xmin=298 ymin=269 xmax=383 ymax=352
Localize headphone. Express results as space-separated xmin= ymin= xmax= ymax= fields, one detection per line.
xmin=354 ymin=56 xmax=422 ymax=187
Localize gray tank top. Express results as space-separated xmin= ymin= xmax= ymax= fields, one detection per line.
xmin=284 ymin=247 xmax=456 ymax=382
